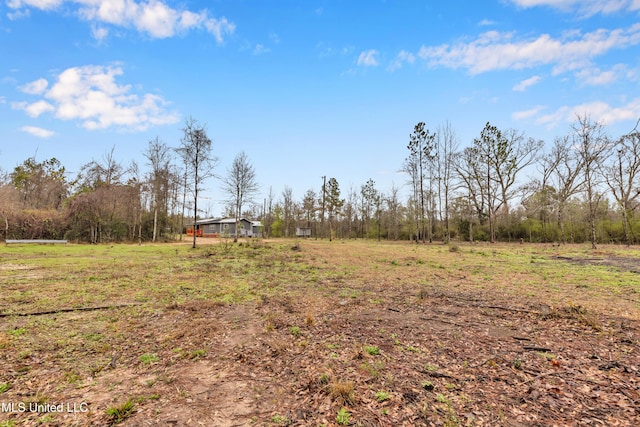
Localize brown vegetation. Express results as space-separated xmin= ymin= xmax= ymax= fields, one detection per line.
xmin=0 ymin=240 xmax=638 ymax=426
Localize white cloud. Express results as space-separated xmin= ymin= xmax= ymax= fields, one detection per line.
xmin=253 ymin=44 xmax=270 ymax=55
xmin=7 ymin=0 xmax=62 ymax=10
xmin=91 ymin=25 xmax=109 ymax=42
xmin=530 ymin=98 xmax=640 ymax=128
xmin=19 ymin=77 xmax=48 ymax=94
xmin=269 ymin=32 xmax=280 ymax=44
xmin=357 ymin=49 xmax=379 ymax=67
xmin=513 ymin=75 xmax=542 ymax=91
xmin=7 ymin=8 xmax=30 ymax=20
xmin=575 ymin=65 xmax=625 ymax=85
xmin=14 ymin=65 xmax=179 ymax=131
xmin=513 ymin=105 xmax=547 ymax=120
xmin=204 ymin=16 xmax=236 ymax=44
xmin=20 ymin=125 xmax=55 ymax=138
xmin=7 ymin=0 xmax=236 ymax=42
xmin=317 ymin=43 xmax=354 ymax=58
xmin=417 ymin=24 xmax=640 ymax=75
xmin=388 ymin=50 xmax=415 ymax=72
xmin=508 ymin=0 xmax=640 ymax=16
xmin=478 ymin=19 xmax=496 ymax=26
xmin=23 ymin=100 xmax=55 ymax=117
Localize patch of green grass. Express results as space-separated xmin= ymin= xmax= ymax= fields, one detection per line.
xmin=536 ymin=352 xmax=556 ymax=360
xmin=139 ymin=353 xmax=159 ymax=365
xmin=105 ymin=398 xmax=135 ymax=425
xmin=0 ymin=382 xmax=11 ymax=393
xmin=512 ymin=358 xmax=523 ymax=370
xmin=38 ymin=414 xmax=56 ymax=424
xmin=289 ymin=326 xmax=302 ymax=337
xmin=7 ymin=328 xmax=26 ymax=337
xmin=424 ymin=363 xmax=439 ymax=372
xmin=375 ymin=390 xmax=390 ymax=402
xmin=319 ymin=373 xmax=330 ymax=384
xmin=270 ymin=414 xmax=291 ymax=425
xmin=336 ymin=407 xmax=351 ymax=425
xmin=436 ymin=393 xmax=450 ymax=404
xmin=190 ymin=349 xmax=206 ymax=360
xmin=364 ymin=345 xmax=380 ymax=355
xmin=136 ymin=394 xmax=160 ymax=402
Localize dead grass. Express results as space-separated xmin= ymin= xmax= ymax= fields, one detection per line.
xmin=0 ymin=239 xmax=638 ymax=425
xmin=328 ymin=379 xmax=355 ymax=405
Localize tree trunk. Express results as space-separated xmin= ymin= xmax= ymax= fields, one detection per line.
xmin=557 ymin=202 xmax=566 ymax=245
xmin=444 ymin=198 xmax=450 ymax=244
xmin=152 ymin=206 xmax=158 ymax=242
xmin=622 ymin=204 xmax=630 ymax=245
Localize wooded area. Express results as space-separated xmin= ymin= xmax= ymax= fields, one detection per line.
xmin=2 ymin=115 xmax=639 ymax=246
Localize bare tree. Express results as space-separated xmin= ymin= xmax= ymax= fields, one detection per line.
xmin=301 ymin=188 xmax=317 ymax=235
xmin=402 ymin=153 xmax=420 ymax=242
xmin=360 ymin=178 xmax=378 ymax=238
xmin=528 ymin=143 xmax=564 ymax=242
xmin=544 ymin=136 xmax=584 ymax=244
xmin=281 ymin=186 xmax=294 ymax=238
xmin=573 ymin=115 xmax=611 ymax=249
xmin=221 ymin=151 xmax=259 ymax=242
xmin=406 ymin=122 xmax=436 ymax=243
xmin=0 ymin=170 xmax=18 ymax=241
xmin=604 ymin=131 xmax=640 ymax=244
xmin=472 ymin=123 xmax=542 ymax=242
xmin=263 ymin=187 xmax=275 ymax=238
xmin=175 ymin=117 xmax=218 ymax=249
xmin=71 ymin=147 xmax=126 ymax=242
xmin=343 ymin=185 xmax=358 ymax=239
xmin=144 ymin=137 xmax=172 ymax=242
xmin=385 ymin=183 xmax=402 ymax=240
xmin=453 ymin=145 xmax=487 ymax=241
xmin=325 ymin=177 xmax=344 ymax=241
xmin=436 ymin=121 xmax=459 ymax=243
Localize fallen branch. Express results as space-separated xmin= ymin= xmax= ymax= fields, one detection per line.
xmin=419 ymin=316 xmax=464 ymax=327
xmin=0 ymin=303 xmax=142 ymax=317
xmin=477 ymin=304 xmax=540 ymax=314
xmin=425 ymin=371 xmax=455 ymax=379
xmin=515 ymin=370 xmax=559 ymax=386
xmin=523 ymin=346 xmax=552 ymax=352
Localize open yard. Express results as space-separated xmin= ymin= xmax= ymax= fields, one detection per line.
xmin=0 ymin=239 xmax=638 ymax=426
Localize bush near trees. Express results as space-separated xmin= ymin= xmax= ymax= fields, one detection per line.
xmin=2 ymin=115 xmax=640 ymax=244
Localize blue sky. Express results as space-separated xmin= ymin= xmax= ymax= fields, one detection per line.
xmin=2 ymin=0 xmax=640 ymax=215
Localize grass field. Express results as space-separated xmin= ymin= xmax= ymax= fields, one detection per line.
xmin=0 ymin=239 xmax=638 ymax=426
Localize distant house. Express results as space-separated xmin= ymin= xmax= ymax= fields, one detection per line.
xmin=186 ymin=218 xmax=263 ymax=238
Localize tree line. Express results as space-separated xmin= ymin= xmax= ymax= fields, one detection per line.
xmin=1 ymin=115 xmax=639 ymax=247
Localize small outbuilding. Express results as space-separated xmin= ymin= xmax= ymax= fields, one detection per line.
xmin=295 ymin=227 xmax=312 ymax=238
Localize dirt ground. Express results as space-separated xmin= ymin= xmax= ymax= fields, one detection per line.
xmin=0 ymin=241 xmax=638 ymax=426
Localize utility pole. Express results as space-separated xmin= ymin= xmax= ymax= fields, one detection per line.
xmin=321 ymin=176 xmax=326 ymax=239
